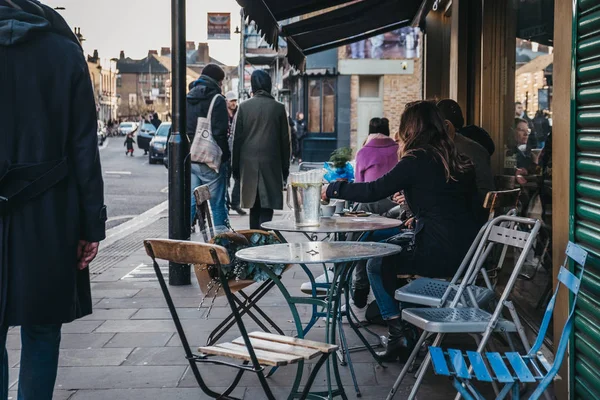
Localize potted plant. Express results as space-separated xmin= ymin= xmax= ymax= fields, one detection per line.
xmin=324 ymin=147 xmax=355 ymax=182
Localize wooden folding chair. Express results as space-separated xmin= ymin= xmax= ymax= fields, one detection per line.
xmin=144 ymin=239 xmax=341 ymax=400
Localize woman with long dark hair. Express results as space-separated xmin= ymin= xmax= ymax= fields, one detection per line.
xmin=322 ymin=101 xmax=481 ymax=361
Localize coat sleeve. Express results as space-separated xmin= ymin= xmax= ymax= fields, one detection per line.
xmin=326 ymin=154 xmax=419 ymax=203
xmin=232 ymin=106 xmax=244 ymax=179
xmin=280 ymin=106 xmax=291 ymax=181
xmin=211 ymin=95 xmax=231 ymax=162
xmin=355 ymin=150 xmax=365 ymax=183
xmin=69 ymin=62 xmax=106 ymax=242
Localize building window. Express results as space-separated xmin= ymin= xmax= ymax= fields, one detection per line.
xmin=307 ymin=77 xmax=336 ymax=133
xmin=116 ymin=75 xmax=122 ymax=88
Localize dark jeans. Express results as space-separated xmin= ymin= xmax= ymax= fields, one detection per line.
xmin=250 ymin=192 xmax=274 ymax=230
xmin=1 ymin=324 xmax=62 ymax=400
xmin=351 ymin=200 xmax=399 ymax=307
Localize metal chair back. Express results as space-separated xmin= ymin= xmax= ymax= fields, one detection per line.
xmin=193 ymin=185 xmax=214 ymax=242
xmin=527 ymin=241 xmax=588 ymax=399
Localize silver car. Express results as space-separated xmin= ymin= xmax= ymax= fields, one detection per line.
xmin=149 ymin=122 xmax=171 ymax=164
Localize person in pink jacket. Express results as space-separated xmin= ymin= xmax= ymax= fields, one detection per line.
xmin=355 ymin=118 xmax=399 ymax=182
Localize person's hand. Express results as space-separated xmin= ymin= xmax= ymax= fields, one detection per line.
xmin=321 ymin=184 xmax=329 ymax=201
xmin=516 ymin=168 xmax=528 ymax=176
xmin=77 ymin=241 xmax=99 ymax=270
xmin=392 ymin=192 xmax=405 ymax=205
xmin=516 ymin=175 xmax=527 ymax=185
xmin=405 ymin=217 xmax=415 ymax=229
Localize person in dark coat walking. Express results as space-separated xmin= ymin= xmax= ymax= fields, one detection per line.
xmin=151 ymin=112 xmax=162 ymax=130
xmin=322 ymin=101 xmax=480 ymax=362
xmin=187 ymin=64 xmax=230 ymax=229
xmin=0 ymin=1 xmax=106 ymax=398
xmin=233 ymin=70 xmax=290 ymax=229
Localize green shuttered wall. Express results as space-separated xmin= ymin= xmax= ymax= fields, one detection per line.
xmin=574 ymin=1 xmax=600 ymax=398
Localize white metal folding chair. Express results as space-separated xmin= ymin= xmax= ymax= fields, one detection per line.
xmin=386 ymin=215 xmax=542 ymax=400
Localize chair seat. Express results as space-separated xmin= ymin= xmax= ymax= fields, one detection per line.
xmin=429 ymin=347 xmax=544 ymax=384
xmin=198 ymin=331 xmax=338 ymax=367
xmin=395 ymin=278 xmax=495 ymax=308
xmin=402 ymin=307 xmax=517 ymax=333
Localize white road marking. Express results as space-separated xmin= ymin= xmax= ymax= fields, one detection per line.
xmin=106 ymin=215 xmax=137 ymax=223
xmin=160 ymin=186 xmax=169 ymax=193
xmin=105 ymin=171 xmax=132 ymax=175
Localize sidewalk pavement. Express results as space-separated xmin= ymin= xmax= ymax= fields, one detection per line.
xmin=6 ymin=207 xmax=482 ymax=399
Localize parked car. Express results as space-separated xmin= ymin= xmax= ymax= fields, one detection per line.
xmin=118 ymin=122 xmax=136 ymax=136
xmin=137 ymin=122 xmax=157 ymax=153
xmin=149 ymin=122 xmax=171 ymax=164
xmin=97 ymin=120 xmax=107 ymax=145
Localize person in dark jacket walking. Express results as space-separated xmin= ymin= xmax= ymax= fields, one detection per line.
xmin=0 ymin=1 xmax=106 ymax=398
xmin=294 ymin=112 xmax=307 ymax=162
xmin=187 ymin=64 xmax=230 ymax=229
xmin=151 ymin=112 xmax=162 ymax=130
xmin=322 ymin=101 xmax=480 ymax=362
xmin=233 ymin=70 xmax=290 ymax=229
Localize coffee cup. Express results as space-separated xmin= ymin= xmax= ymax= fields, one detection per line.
xmin=321 ymin=204 xmax=336 ymax=217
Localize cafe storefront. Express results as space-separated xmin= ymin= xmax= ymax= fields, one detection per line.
xmin=236 ymin=0 xmax=598 ymax=397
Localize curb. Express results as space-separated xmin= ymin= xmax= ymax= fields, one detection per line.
xmin=101 ymin=200 xmax=168 ymax=249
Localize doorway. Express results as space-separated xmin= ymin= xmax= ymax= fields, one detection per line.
xmin=357 ymin=76 xmax=383 ymax=149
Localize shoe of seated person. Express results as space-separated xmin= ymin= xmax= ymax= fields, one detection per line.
xmin=300 ymin=270 xmax=335 ymax=295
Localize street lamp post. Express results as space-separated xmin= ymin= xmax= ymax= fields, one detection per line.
xmin=168 ymin=0 xmax=191 ymax=285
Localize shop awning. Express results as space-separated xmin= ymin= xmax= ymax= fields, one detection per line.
xmin=237 ymin=0 xmax=427 ymax=70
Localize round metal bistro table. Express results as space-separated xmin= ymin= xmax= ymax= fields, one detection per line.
xmin=236 ymin=241 xmax=402 ymax=398
xmin=262 ymin=216 xmax=403 ymax=241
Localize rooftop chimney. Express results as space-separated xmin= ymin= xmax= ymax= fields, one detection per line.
xmin=148 ymin=50 xmax=158 ymax=58
xmin=92 ymin=49 xmax=99 ymax=61
xmin=197 ymin=43 xmax=210 ymax=65
xmin=160 ymin=47 xmax=171 ymax=57
xmin=119 ymin=51 xmax=125 ymax=60
xmin=186 ymin=41 xmax=195 ymax=51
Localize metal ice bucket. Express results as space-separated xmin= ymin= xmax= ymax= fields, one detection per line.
xmin=286 ymin=170 xmax=323 ymax=227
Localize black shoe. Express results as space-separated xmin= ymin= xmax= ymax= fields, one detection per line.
xmin=232 ymin=206 xmax=247 ymax=216
xmin=376 ymin=318 xmax=418 ymax=362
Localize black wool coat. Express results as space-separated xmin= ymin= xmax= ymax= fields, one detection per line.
xmin=0 ymin=5 xmax=106 ymax=326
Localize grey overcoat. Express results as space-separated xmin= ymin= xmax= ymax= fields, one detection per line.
xmin=232 ymin=91 xmax=290 ymax=209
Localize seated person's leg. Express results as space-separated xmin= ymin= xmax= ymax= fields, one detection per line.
xmin=367 ymin=255 xmax=418 ymax=362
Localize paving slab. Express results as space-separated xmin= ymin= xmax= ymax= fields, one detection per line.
xmin=58 ymin=348 xmax=134 ymax=367
xmin=130 ymin=308 xmax=206 ymax=320
xmin=61 ymin=320 xmax=104 ymax=334
xmin=122 ymin=347 xmax=189 ymax=366
xmin=8 ymin=390 xmax=76 ymax=400
xmin=59 ymin=333 xmax=115 ymax=349
xmin=55 ymin=366 xmax=187 ymax=390
xmin=70 ymin=387 xmax=245 ymax=400
xmin=81 ymin=308 xmax=138 ymax=321
xmin=104 ymin=332 xmax=174 ymax=348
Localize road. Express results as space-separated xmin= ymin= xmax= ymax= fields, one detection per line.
xmin=99 ymin=137 xmax=168 ymax=230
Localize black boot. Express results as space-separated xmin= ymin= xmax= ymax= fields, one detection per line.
xmin=377 ymin=318 xmax=417 ymax=362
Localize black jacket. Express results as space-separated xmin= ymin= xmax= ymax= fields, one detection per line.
xmin=186 ymin=76 xmax=230 ymax=162
xmin=0 ymin=3 xmax=106 ymax=325
xmin=327 ymin=150 xmax=480 ymax=278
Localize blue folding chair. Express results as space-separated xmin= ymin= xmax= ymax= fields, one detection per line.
xmin=428 ymin=241 xmax=588 ymax=400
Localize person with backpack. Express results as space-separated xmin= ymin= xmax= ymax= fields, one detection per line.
xmin=187 ymin=64 xmax=230 ymax=230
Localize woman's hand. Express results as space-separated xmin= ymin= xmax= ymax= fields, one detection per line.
xmin=392 ymin=192 xmax=405 ymax=205
xmin=321 ymin=184 xmax=329 ymax=201
xmin=404 ymin=217 xmax=415 ymax=229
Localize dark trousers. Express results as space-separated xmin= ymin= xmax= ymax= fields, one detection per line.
xmin=250 ymin=192 xmax=274 ymax=230
xmin=1 ymin=324 xmax=62 ymax=400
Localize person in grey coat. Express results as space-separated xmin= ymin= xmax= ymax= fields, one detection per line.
xmin=232 ymin=71 xmax=290 ymax=229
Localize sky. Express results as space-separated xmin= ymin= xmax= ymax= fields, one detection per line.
xmin=42 ymin=0 xmax=242 ymax=66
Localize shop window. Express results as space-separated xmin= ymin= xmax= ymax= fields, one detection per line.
xmin=307 ymin=78 xmax=336 ymax=133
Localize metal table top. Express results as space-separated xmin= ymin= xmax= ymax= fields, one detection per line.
xmin=261 ymin=216 xmax=402 ymax=234
xmin=235 ymin=242 xmax=402 ymax=265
